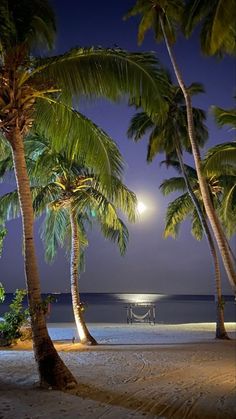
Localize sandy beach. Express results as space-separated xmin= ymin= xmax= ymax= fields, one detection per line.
xmin=0 ymin=322 xmax=236 ymax=418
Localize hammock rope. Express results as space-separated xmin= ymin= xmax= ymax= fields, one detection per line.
xmin=130 ymin=309 xmax=151 ymax=320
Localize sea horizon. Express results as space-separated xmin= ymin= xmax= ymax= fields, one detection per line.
xmin=1 ymin=292 xmax=235 ymax=324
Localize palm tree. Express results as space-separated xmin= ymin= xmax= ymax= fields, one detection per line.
xmin=0 ymin=0 xmax=168 ymax=388
xmin=184 ymin=0 xmax=236 ymax=55
xmin=127 ymin=83 xmax=229 ymax=338
xmin=0 ymin=135 xmax=136 ymax=345
xmin=31 ymin=139 xmax=136 ymax=345
xmin=124 ymin=0 xmax=236 ymax=289
xmin=160 ymin=162 xmax=231 ymax=338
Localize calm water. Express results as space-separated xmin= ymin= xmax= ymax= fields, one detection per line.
xmin=1 ymin=293 xmax=235 ymax=324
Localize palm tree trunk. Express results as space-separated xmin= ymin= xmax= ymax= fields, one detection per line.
xmin=159 ymin=16 xmax=236 ymax=292
xmin=10 ymin=125 xmax=77 ymax=389
xmin=175 ymin=142 xmax=229 ymax=339
xmin=70 ymin=207 xmax=97 ymax=345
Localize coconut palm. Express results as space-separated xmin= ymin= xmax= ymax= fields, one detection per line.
xmin=124 ymin=0 xmax=236 ymax=289
xmin=128 ymin=83 xmax=229 ymax=338
xmin=32 ymin=144 xmax=136 ymax=346
xmin=39 ymin=188 xmax=131 ymax=346
xmin=184 ymin=0 xmax=236 ymax=55
xmin=160 ymin=162 xmax=232 ymax=338
xmin=0 ymin=0 xmax=168 ymax=388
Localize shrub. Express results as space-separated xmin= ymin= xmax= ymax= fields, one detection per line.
xmin=0 ymin=288 xmax=29 ymax=345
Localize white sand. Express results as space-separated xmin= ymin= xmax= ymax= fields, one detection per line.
xmin=0 ymin=322 xmax=236 ymax=418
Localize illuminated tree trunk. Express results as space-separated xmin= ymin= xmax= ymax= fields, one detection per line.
xmin=10 ymin=125 xmax=77 ymax=389
xmin=175 ymin=142 xmax=229 ymax=339
xmin=159 ymin=16 xmax=236 ymax=292
xmin=70 ymin=207 xmax=97 ymax=345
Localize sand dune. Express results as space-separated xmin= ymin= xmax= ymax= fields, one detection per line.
xmin=0 ymin=323 xmax=235 ymax=418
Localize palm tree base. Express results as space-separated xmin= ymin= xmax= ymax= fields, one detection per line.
xmin=215 ymin=333 xmax=230 ymax=340
xmin=80 ymin=336 xmax=98 ymax=346
xmin=37 ymin=339 xmax=78 ymax=390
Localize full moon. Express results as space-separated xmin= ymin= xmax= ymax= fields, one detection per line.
xmin=137 ymin=201 xmax=147 ymax=214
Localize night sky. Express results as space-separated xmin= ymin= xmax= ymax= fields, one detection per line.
xmin=1 ymin=1 xmax=235 ymax=294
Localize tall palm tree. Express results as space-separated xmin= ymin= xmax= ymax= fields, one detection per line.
xmin=184 ymin=0 xmax=236 ymax=55
xmin=128 ymin=83 xmax=229 ymax=338
xmin=0 ymin=0 xmax=168 ymax=389
xmin=124 ymin=0 xmax=236 ymax=289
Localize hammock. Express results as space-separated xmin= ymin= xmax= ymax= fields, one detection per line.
xmin=127 ymin=304 xmax=156 ymax=324
xmin=130 ymin=309 xmax=151 ymax=320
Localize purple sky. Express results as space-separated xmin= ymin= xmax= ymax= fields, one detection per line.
xmin=1 ymin=0 xmax=235 ymax=294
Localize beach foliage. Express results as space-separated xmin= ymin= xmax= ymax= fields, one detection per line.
xmin=0 ymin=282 xmax=5 ymax=303
xmin=0 ymin=288 xmax=29 ymax=344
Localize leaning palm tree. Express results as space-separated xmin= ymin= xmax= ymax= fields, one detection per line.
xmin=124 ymin=0 xmax=236 ymax=289
xmin=160 ymin=162 xmax=231 ymax=338
xmin=0 ymin=0 xmax=168 ymax=389
xmin=128 ymin=83 xmax=229 ymax=338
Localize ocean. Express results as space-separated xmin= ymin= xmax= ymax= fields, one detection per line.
xmin=1 ymin=293 xmax=235 ymax=324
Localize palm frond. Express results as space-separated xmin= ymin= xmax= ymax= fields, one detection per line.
xmin=164 ymin=192 xmax=194 ymax=238
xmin=184 ymin=0 xmax=236 ymax=55
xmin=127 ymin=112 xmax=154 ymax=141
xmin=33 ymin=100 xmax=124 ymax=184
xmin=204 ymin=142 xmax=236 ymax=175
xmin=221 ymin=183 xmax=236 ymax=236
xmin=0 ymin=0 xmax=56 ymax=51
xmin=191 ymin=209 xmax=203 ymax=240
xmin=32 ymin=184 xmax=60 ymax=216
xmin=160 ymin=159 xmax=199 ymax=180
xmin=160 ymin=177 xmax=187 ymax=196
xmin=98 ymin=176 xmax=137 ymax=223
xmin=100 ymin=217 xmax=129 ymax=256
xmin=0 ymin=155 xmax=13 ymax=180
xmin=0 ymin=190 xmax=21 ymax=221
xmin=40 ymin=208 xmax=69 ymax=262
xmin=212 ymin=106 xmax=236 ymax=128
xmin=31 ymin=48 xmax=169 ymax=115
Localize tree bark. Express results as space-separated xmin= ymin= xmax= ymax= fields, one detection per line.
xmin=70 ymin=207 xmax=97 ymax=345
xmin=10 ymin=125 xmax=77 ymax=389
xmin=160 ymin=16 xmax=236 ymax=292
xmin=175 ymin=142 xmax=229 ymax=339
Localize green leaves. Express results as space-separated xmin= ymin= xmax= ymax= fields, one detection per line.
xmin=33 ymin=100 xmax=124 ymax=184
xmin=31 ymin=47 xmax=168 ymax=117
xmin=184 ymin=0 xmax=236 ymax=55
xmin=212 ymin=106 xmax=236 ymax=128
xmin=0 ymin=0 xmax=56 ymax=51
xmin=127 ymin=83 xmax=208 ymax=163
xmin=204 ymin=143 xmax=236 ymax=176
xmin=124 ymin=0 xmax=184 ymax=45
xmin=163 ymin=192 xmax=193 ymax=238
